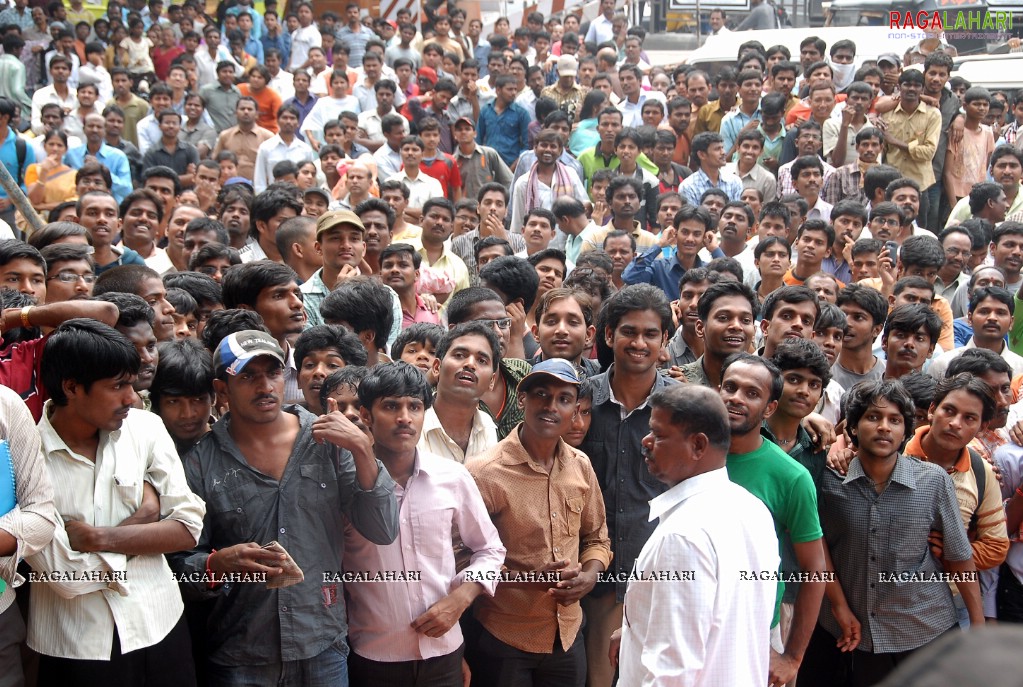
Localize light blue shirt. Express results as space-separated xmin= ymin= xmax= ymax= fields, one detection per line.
xmin=679 ymin=168 xmax=743 ymax=208
xmin=720 ymin=106 xmax=762 ymax=157
xmin=64 ymin=143 xmax=132 ymax=203
xmin=0 ymin=128 xmax=33 ymax=199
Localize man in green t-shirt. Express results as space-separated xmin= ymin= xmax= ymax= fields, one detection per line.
xmin=719 ymin=353 xmax=826 ymax=687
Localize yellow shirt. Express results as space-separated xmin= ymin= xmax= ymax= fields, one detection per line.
xmin=881 ymin=101 xmax=942 ymax=189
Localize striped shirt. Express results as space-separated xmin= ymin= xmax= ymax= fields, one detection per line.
xmin=28 ymin=405 xmax=206 ymax=660
xmin=0 ymin=386 xmax=57 ymax=615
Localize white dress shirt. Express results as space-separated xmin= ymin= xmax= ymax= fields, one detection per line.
xmin=27 ymin=406 xmax=206 ymax=660
xmin=386 ymin=170 xmax=444 ymax=210
xmin=344 ymin=451 xmax=506 ymax=661
xmin=417 ymin=406 xmax=498 ymax=464
xmin=619 ymin=467 xmax=779 ymax=687
xmin=357 ymin=107 xmax=408 ymax=145
xmin=289 ymin=24 xmax=322 ymax=71
xmin=30 ymin=84 xmax=77 ymax=135
xmin=253 ymin=133 xmax=315 ymax=192
xmin=268 ymin=70 xmax=295 ymax=102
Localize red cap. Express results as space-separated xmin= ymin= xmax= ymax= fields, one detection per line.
xmin=417 ymin=66 xmax=438 ymax=83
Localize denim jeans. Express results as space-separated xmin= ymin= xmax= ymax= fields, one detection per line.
xmin=207 ymin=642 xmax=349 ymax=687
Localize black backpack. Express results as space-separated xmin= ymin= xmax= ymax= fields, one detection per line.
xmin=967 ymin=448 xmax=987 ymax=533
xmin=13 ymin=137 xmax=25 ymax=185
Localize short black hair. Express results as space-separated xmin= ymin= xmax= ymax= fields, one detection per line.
xmin=320 ymin=365 xmax=369 ymax=412
xmin=479 ymin=256 xmax=541 ymax=312
xmin=40 ymin=243 xmax=94 ymax=272
xmin=946 ymin=347 xmax=1013 ymax=379
xmin=163 ymin=271 xmax=222 ymax=308
xmin=199 ymin=309 xmax=270 ymax=354
xmin=899 ymin=235 xmax=945 ymax=270
xmin=221 ymin=261 xmax=298 ymax=309
xmin=435 ymin=321 xmax=502 ymax=372
xmin=882 ymin=303 xmax=942 ymax=345
xmin=603 ymin=284 xmax=673 ymax=336
xmin=696 ymin=280 xmax=759 ymax=322
xmin=968 ymin=285 xmax=1015 ymax=315
xmin=250 ymin=185 xmax=304 ymax=238
xmin=720 ymin=352 xmax=783 ymax=402
xmin=0 ymin=239 xmax=45 ymax=271
xmin=771 ymin=337 xmax=831 ymax=389
xmin=358 ymin=362 xmax=434 ymax=410
xmin=968 ymin=182 xmax=1004 ymax=216
xmin=41 ymin=319 xmax=141 ymax=406
xmin=320 ymin=277 xmax=394 ymax=349
xmin=761 ymin=285 xmax=820 ymax=322
xmin=931 ymin=373 xmax=996 ymax=425
xmin=294 ymin=324 xmax=368 ymax=369
xmin=149 ymin=338 xmax=214 ymax=408
xmin=391 ymin=322 xmax=445 ymax=360
xmin=94 ymin=291 xmax=155 ymax=329
xmin=473 ymin=236 xmax=513 ymax=264
xmin=845 ymin=379 xmax=915 ymax=449
xmin=446 ymin=286 xmax=505 ymax=326
xmin=93 ymin=264 xmax=160 ymax=298
xmin=380 ymin=242 xmax=421 ymax=270
xmin=814 ymin=303 xmax=847 ymax=335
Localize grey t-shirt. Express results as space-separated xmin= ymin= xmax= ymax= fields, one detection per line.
xmin=736 ymin=2 xmax=778 ymax=30
xmin=830 ymin=356 xmax=885 ymax=392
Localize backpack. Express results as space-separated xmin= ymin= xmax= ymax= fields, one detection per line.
xmin=967 ymin=448 xmax=987 ymax=533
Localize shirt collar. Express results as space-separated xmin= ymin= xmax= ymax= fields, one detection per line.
xmin=648 ymin=467 xmax=731 ymax=521
xmin=903 ymin=425 xmax=972 ymax=473
xmin=844 ymin=453 xmax=917 ymax=489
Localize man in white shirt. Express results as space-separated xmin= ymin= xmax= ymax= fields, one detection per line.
xmin=289 ymin=2 xmax=322 ymax=71
xmin=265 ymin=48 xmax=294 ymax=102
xmin=387 ymin=135 xmax=444 ymax=212
xmin=585 ymin=0 xmax=617 ymax=44
xmin=344 ymin=362 xmax=505 ymax=684
xmin=30 ymin=54 xmax=76 ymax=135
xmin=417 ymin=323 xmax=500 ymax=464
xmin=253 ymin=103 xmax=314 ymax=193
xmin=356 ymin=79 xmax=407 ymax=152
xmin=612 ymin=384 xmax=779 ymax=686
xmin=28 ymin=319 xmax=206 ymax=685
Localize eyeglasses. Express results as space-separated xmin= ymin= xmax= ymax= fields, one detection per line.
xmin=47 ymin=271 xmax=96 ymax=284
xmin=196 ymin=265 xmax=232 ymax=276
xmin=479 ymin=317 xmax=512 ymax=330
xmin=873 ymin=217 xmax=901 ymax=227
xmin=944 ymin=247 xmax=971 ymax=258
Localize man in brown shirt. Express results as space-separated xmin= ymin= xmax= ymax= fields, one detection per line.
xmin=211 ymin=96 xmax=273 ymax=182
xmin=467 ymin=358 xmax=611 ymax=686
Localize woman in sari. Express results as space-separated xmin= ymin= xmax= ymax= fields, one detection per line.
xmin=26 ymin=130 xmax=77 ymax=212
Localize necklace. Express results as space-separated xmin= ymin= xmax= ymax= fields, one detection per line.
xmin=776 ymin=436 xmax=796 ymax=447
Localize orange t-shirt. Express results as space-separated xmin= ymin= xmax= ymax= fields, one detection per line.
xmin=238 ymin=84 xmax=283 ymax=134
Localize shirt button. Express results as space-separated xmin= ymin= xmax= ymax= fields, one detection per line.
xmin=552 ymin=513 xmax=557 ymax=518
xmin=320 ymin=483 xmax=326 ymax=488
xmin=871 ymin=612 xmax=877 ymax=617
xmin=236 ymin=507 xmax=242 ymax=513
xmin=282 ymin=606 xmax=288 ymax=612
xmin=279 ymin=527 xmax=286 ymax=534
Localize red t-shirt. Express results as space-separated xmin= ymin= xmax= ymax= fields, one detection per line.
xmin=152 ymin=45 xmax=185 ymax=82
xmin=0 ymin=335 xmax=49 ymax=422
xmin=420 ymin=153 xmax=463 ymax=200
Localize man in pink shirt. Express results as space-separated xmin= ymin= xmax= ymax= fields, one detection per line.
xmin=343 ymin=362 xmax=506 ymax=685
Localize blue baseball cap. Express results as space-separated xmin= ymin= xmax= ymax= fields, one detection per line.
xmin=517 ymin=358 xmax=581 ymax=393
xmin=214 ymin=330 xmax=286 ymax=378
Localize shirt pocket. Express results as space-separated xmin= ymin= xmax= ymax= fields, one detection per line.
xmin=414 ymin=508 xmax=455 ymax=560
xmin=298 ymin=464 xmax=336 ymax=509
xmin=113 ymin=472 xmax=141 ymax=514
xmin=891 ymin=516 xmax=938 ymax=575
xmin=565 ymin=496 xmax=586 ymax=536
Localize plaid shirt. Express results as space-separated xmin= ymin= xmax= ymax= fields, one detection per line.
xmin=821 ymin=161 xmax=869 ymax=206
xmin=817 ymin=455 xmax=971 ymax=653
xmin=778 ymin=156 xmax=836 ymax=197
xmin=451 ymin=230 xmax=527 ymax=286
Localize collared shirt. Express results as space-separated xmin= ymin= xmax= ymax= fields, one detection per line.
xmin=64 ymin=143 xmax=130 ymax=202
xmin=665 ymin=326 xmax=699 ymax=368
xmin=508 ymin=163 xmax=589 ymax=233
xmin=947 ymin=185 xmax=1023 ymax=227
xmin=401 ymin=294 xmax=441 ymax=329
xmin=622 ymin=244 xmax=703 ymax=301
xmin=29 ymin=84 xmax=76 ymax=135
xmin=619 ymin=468 xmax=778 ymax=687
xmin=212 ymin=125 xmax=275 ymax=182
xmin=579 ymin=220 xmax=659 ymax=256
xmin=821 ymin=255 xmax=853 ymax=285
xmin=454 ymin=143 xmax=513 ymax=202
xmin=29 ymin=405 xmax=205 ymax=660
xmin=904 ymin=425 xmax=1009 ymax=572
xmin=337 ymin=23 xmax=376 ymax=67
xmin=0 ymin=54 xmax=30 ymax=114
xmin=928 ymin=337 xmax=1023 ymax=379
xmin=0 ymin=386 xmax=57 ymax=616
xmin=180 ymin=120 xmax=218 ymax=159
xmin=577 ymin=145 xmax=660 ymax=188
xmin=198 ymin=82 xmax=243 ymax=132
xmin=721 ymin=106 xmax=762 ymax=154
xmin=823 ymin=116 xmax=875 ymax=166
xmin=345 ymin=450 xmax=506 ymax=661
xmin=0 ymin=6 xmax=35 ymax=32
xmin=301 ymin=268 xmax=404 ymax=353
xmin=935 ymin=271 xmax=968 ymax=306
xmin=373 ymin=143 xmax=403 ymax=181
xmin=679 ymin=167 xmax=743 ymax=207
xmin=817 ymin=456 xmax=972 ymax=652
xmin=681 ymin=354 xmax=713 ymax=386
xmin=284 ymin=93 xmax=318 ymax=129
xmin=112 ymin=93 xmax=150 ymax=147
xmin=387 ymin=170 xmax=445 ymax=211
xmin=167 ymin=405 xmax=398 ymax=666
xmin=805 ymin=196 xmax=834 ymax=222
xmin=821 ymin=160 xmax=870 ymax=207
xmin=483 ymin=358 xmax=532 ymax=440
xmin=580 ymin=365 xmax=677 ymax=601
xmin=254 ymin=134 xmax=315 ymax=193
xmin=357 ymin=107 xmax=408 ymax=145
xmin=263 ymin=34 xmax=292 ymax=71
xmin=778 ymin=156 xmax=836 ymax=197
xmin=881 ymin=100 xmax=942 ymax=189
xmin=468 ymin=426 xmax=612 ymax=652
xmin=451 ymin=229 xmax=527 ymax=287
xmin=417 ymin=406 xmax=498 ymax=464
xmin=992 ymin=442 xmax=1023 ymax=588
xmin=617 ymin=91 xmax=667 ymax=128
xmin=142 ymin=139 xmax=200 ymax=178
xmin=406 ymin=236 xmax=471 ymax=296
xmin=693 ymin=98 xmax=734 ymax=136
xmin=448 ymin=90 xmax=495 ymax=123
xmin=476 ymin=101 xmax=530 ymax=166
xmin=289 ymin=25 xmax=322 ymax=70
xmin=585 ymin=14 xmax=615 ymax=43
xmin=723 ymin=160 xmax=778 ymax=203
xmin=539 ymin=82 xmax=588 ymax=115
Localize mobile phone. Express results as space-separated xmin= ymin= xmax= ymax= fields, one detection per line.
xmin=885 ymin=241 xmax=898 ymax=261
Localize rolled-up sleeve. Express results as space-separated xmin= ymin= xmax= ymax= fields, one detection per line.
xmin=337 ymin=446 xmax=398 ymax=546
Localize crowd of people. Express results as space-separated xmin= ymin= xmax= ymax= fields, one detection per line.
xmin=2 ymin=0 xmax=1023 ymax=686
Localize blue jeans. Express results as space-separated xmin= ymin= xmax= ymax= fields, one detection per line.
xmin=207 ymin=643 xmax=349 ymax=687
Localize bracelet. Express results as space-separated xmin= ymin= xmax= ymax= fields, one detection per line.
xmin=206 ymin=549 xmax=218 ymax=589
xmin=20 ymin=306 xmax=32 ymax=328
